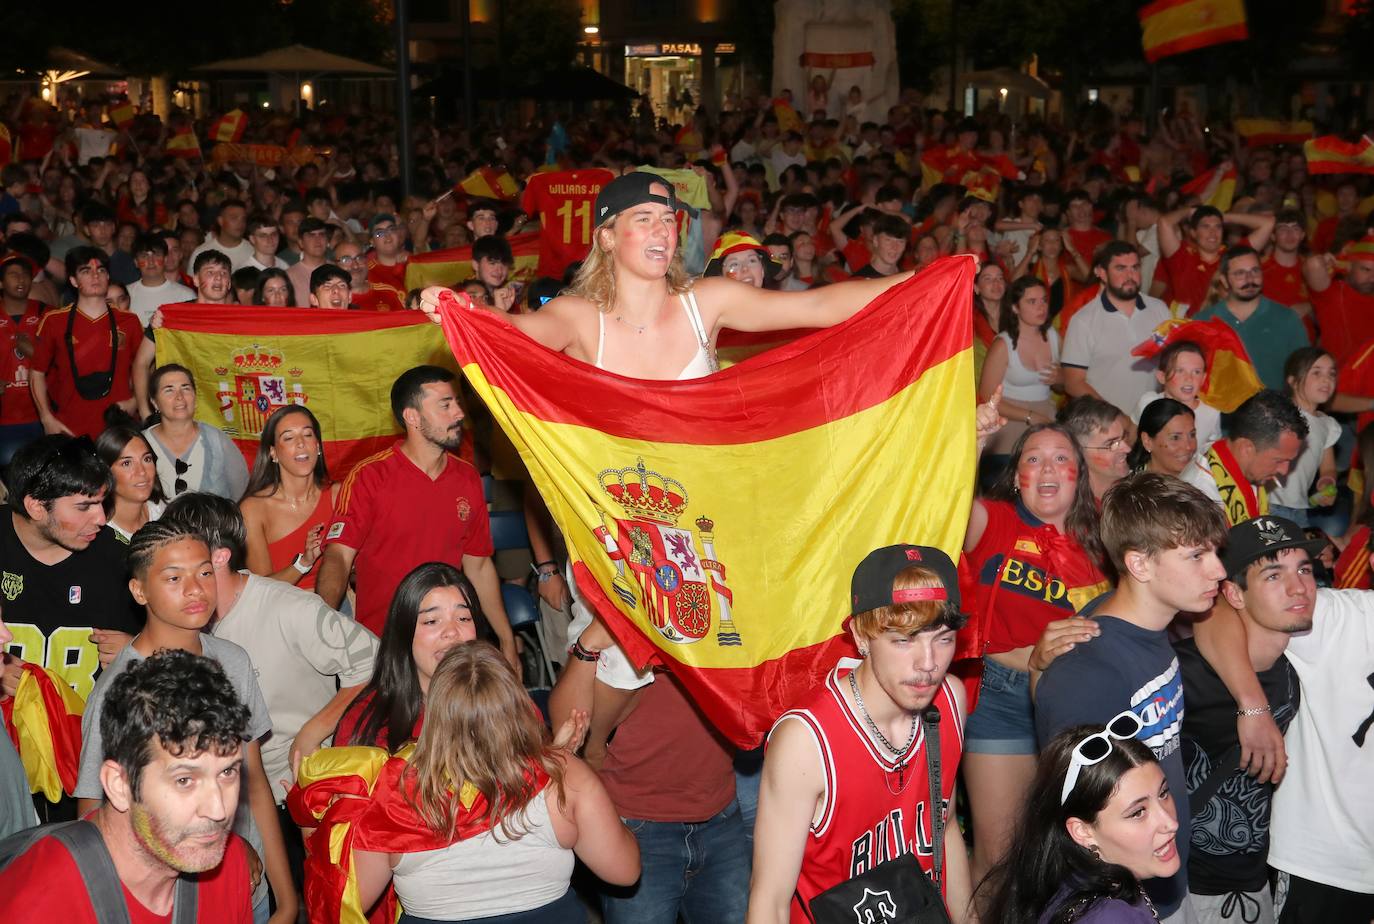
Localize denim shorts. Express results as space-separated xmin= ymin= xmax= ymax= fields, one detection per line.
xmin=963 ymin=657 xmax=1037 ymax=755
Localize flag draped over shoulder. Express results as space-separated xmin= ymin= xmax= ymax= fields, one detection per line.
xmin=155 ymin=306 xmax=459 ymax=475
xmin=439 ymin=258 xmax=978 ymax=746
xmin=1139 ymin=0 xmax=1248 ymax=62
xmin=1132 ymin=317 xmax=1262 ymax=412
xmin=1 ymin=663 xmax=84 ymax=802
xmin=405 ymin=230 xmax=542 ymax=291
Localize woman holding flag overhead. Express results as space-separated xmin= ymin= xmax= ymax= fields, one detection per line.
xmin=421 ymin=172 xmax=921 ymax=381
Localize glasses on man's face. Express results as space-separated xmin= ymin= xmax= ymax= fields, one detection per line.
xmin=174 ymin=458 xmax=190 ymax=495
xmin=337 ymin=255 xmax=364 ymax=267
xmin=1084 ymin=437 xmax=1128 ymax=453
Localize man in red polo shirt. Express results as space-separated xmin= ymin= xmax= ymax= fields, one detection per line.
xmin=316 ymin=365 xmax=517 ymax=667
xmin=1158 ymin=204 xmax=1275 ymax=316
xmin=30 ymin=246 xmax=144 ymax=438
xmin=364 ymin=213 xmax=408 ymax=311
xmin=1305 ymin=246 xmax=1374 ymax=364
xmin=0 ymin=253 xmax=46 ymax=457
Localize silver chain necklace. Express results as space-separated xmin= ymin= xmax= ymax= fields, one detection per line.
xmin=849 ymin=670 xmax=917 ymax=787
xmin=614 ymin=314 xmax=648 ymax=334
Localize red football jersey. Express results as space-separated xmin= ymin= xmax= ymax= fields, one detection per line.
xmin=773 ymin=663 xmax=964 ymax=923
xmin=521 ymin=168 xmax=616 ymax=278
xmin=0 ymin=299 xmax=45 ymax=425
xmin=366 ymin=255 xmax=408 ymax=311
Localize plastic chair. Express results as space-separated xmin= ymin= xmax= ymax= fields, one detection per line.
xmin=488 ymin=509 xmax=557 ymax=690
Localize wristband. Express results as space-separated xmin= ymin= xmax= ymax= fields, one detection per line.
xmin=532 ymin=561 xmax=559 ymax=583
xmin=568 ymin=641 xmax=599 ymax=663
xmin=1236 ymin=705 xmax=1271 ymax=717
xmin=292 ymin=554 xmax=312 ymax=575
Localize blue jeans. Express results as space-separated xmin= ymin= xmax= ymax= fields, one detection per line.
xmin=601 ymin=799 xmax=751 ymax=924
xmin=734 ymin=747 xmax=763 ymax=846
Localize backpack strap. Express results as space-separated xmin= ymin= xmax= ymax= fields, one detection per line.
xmin=922 ymin=704 xmax=945 ymax=892
xmin=48 ymin=822 xmax=133 ymax=924
xmin=172 ymin=872 xmax=199 ymax=924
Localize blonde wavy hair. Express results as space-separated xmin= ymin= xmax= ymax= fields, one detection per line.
xmin=404 ymin=644 xmax=566 ymax=841
xmin=567 ymin=209 xmax=693 ymax=313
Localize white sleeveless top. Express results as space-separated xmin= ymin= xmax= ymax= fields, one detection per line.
xmin=391 ymin=783 xmax=573 ymax=919
xmin=594 ymin=290 xmax=717 ymax=380
xmin=995 ymin=329 xmax=1059 ymax=402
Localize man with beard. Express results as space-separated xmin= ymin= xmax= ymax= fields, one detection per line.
xmin=0 ymin=649 xmax=255 ymax=922
xmin=1062 ymin=241 xmax=1172 ymax=414
xmin=1304 ymin=244 xmax=1374 ymax=364
xmin=1194 ymin=247 xmax=1309 ymax=390
xmin=1181 ymin=390 xmax=1307 ymax=528
xmin=1158 ymin=203 xmax=1274 ymax=318
xmin=72 ymin=524 xmax=294 ymax=923
xmin=317 ymin=366 xmax=516 ymax=665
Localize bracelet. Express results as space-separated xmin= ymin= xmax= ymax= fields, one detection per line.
xmin=292 ymin=554 xmax=312 ymax=575
xmin=531 ymin=561 xmax=560 ymax=583
xmin=568 ymin=641 xmax=599 ymax=663
xmin=1236 ymin=705 xmax=1271 ymax=717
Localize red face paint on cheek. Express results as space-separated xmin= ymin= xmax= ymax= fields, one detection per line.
xmin=1017 ymin=471 xmax=1034 ymax=494
xmin=1062 ymin=465 xmax=1078 ymax=484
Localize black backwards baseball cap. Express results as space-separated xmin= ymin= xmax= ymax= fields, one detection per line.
xmin=850 ymin=544 xmax=962 ymax=618
xmin=593 ymin=172 xmax=698 ymax=226
xmin=1221 ymin=516 xmax=1328 ymax=580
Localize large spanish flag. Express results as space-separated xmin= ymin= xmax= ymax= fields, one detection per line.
xmin=437 ymin=258 xmax=977 ymax=746
xmin=1139 ymin=0 xmax=1248 ymax=62
xmin=155 ymin=306 xmax=459 ymax=475
xmin=404 ymin=230 xmax=542 ymax=291
xmin=1 ymin=663 xmax=84 ymax=801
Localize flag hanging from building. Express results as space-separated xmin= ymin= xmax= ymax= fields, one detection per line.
xmin=1 ymin=663 xmax=85 ymax=802
xmin=437 ymin=258 xmax=978 ymax=746
xmin=164 ymin=123 xmax=201 ymax=159
xmin=457 ymin=166 xmax=520 ymax=201
xmin=1139 ymin=0 xmax=1249 ymax=62
xmin=1304 ymin=135 xmax=1374 ymax=175
xmin=404 ymin=230 xmax=543 ymax=291
xmin=155 ymin=306 xmax=460 ymax=475
xmin=209 ymin=108 xmax=248 ymax=144
xmin=1132 ymin=317 xmax=1262 ymax=412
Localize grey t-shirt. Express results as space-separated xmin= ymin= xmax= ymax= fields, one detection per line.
xmin=75 ymin=635 xmax=273 ymax=905
xmin=0 ymin=728 xmax=36 ymax=838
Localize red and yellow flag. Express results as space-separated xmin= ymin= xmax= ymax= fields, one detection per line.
xmin=772 ymin=98 xmax=804 ymax=135
xmin=405 ymin=230 xmax=542 ymax=291
xmin=1180 ymin=163 xmax=1238 ymax=211
xmin=209 ymin=108 xmax=248 ymax=145
xmin=155 ymin=306 xmax=460 ymax=475
xmin=108 ymin=101 xmax=136 ymax=130
xmin=457 ymin=166 xmax=519 ymax=201
xmin=1304 ymin=135 xmax=1374 ymax=175
xmin=1139 ymin=0 xmax=1249 ymax=62
xmin=1 ymin=663 xmax=85 ymax=802
xmin=0 ymin=123 xmax=11 ymax=167
xmin=1234 ymin=118 xmax=1313 ymax=147
xmin=1132 ymin=318 xmax=1263 ymax=412
xmin=436 ymin=258 xmax=978 ymax=746
xmin=164 ymin=123 xmax=201 ymax=159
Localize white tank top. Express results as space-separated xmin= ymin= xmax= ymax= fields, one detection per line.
xmin=594 ymin=290 xmax=717 ymax=380
xmin=391 ymin=783 xmax=574 ymax=919
xmin=994 ymin=329 xmax=1059 ymax=403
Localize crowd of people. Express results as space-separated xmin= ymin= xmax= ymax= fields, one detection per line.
xmin=0 ymin=81 xmax=1371 ymax=924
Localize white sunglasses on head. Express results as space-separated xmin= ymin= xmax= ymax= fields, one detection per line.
xmin=1060 ymin=709 xmax=1145 ymax=805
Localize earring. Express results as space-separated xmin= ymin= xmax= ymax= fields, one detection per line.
xmin=859 ymin=647 xmax=870 ymax=656
xmin=1089 ymin=845 xmax=1101 ymax=859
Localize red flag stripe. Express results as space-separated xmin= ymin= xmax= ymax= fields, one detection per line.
xmin=443 ymin=257 xmax=974 ymax=445
xmin=161 ymin=304 xmax=432 ymax=335
xmin=409 ymin=231 xmax=542 ymax=267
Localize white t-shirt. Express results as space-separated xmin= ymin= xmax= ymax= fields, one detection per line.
xmin=1270 ymin=410 xmax=1341 ymax=508
xmin=1061 ymin=293 xmax=1172 ymax=414
xmin=189 ymin=233 xmax=256 ymax=272
xmin=1136 ymin=224 xmax=1161 ymax=292
xmin=211 ymin=573 xmax=379 ymax=801
xmin=126 ymin=278 xmax=194 ymax=326
xmin=1134 ymin=393 xmax=1223 ymax=451
xmin=1268 ymin=588 xmax=1374 ymax=892
xmin=1180 ymin=452 xmax=1226 ymax=507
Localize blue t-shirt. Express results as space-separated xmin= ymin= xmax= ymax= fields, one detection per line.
xmin=1035 ymin=614 xmax=1189 ymax=917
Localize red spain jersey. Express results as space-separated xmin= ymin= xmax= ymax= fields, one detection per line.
xmin=968 ymin=500 xmax=1109 ymax=654
xmin=0 ymin=298 xmax=45 ymax=425
xmin=1313 ymin=280 xmax=1374 ymax=364
xmin=327 ymin=444 xmax=492 ymax=635
xmin=521 ymin=168 xmax=616 ymax=278
xmin=366 ymin=255 xmax=408 ymax=312
xmin=1261 ymin=256 xmax=1308 ymax=308
xmin=32 ymin=305 xmax=144 ymax=438
xmin=771 ymin=661 xmax=964 ymax=923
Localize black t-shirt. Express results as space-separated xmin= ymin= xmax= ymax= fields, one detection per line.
xmin=0 ymin=507 xmax=142 ymax=700
xmin=1175 ymin=638 xmax=1300 ymax=895
xmin=850 ymin=264 xmax=890 ymax=279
